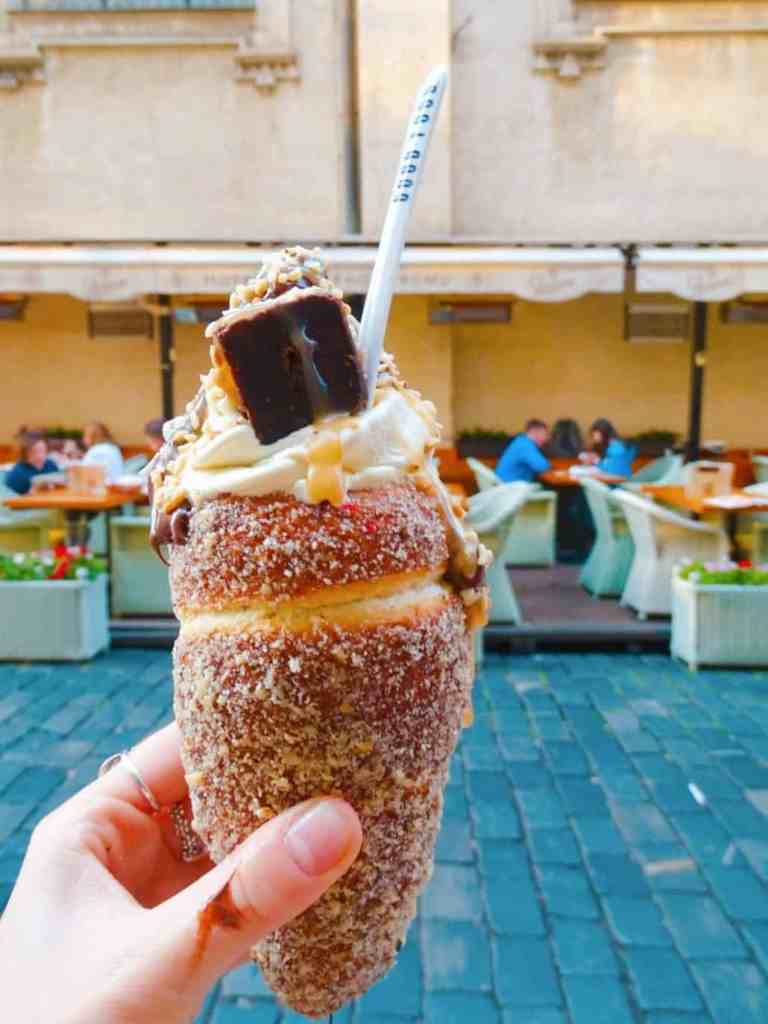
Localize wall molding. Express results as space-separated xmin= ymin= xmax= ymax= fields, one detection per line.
xmin=1 ymin=5 xmax=300 ymax=93
xmin=0 ymin=46 xmax=45 ymax=89
xmin=533 ymin=2 xmax=768 ymax=80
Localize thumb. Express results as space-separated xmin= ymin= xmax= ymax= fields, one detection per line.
xmin=151 ymin=798 xmax=361 ymax=1004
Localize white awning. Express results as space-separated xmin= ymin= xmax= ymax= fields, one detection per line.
xmin=636 ymin=247 xmax=768 ymax=302
xmin=0 ymin=245 xmax=624 ymax=302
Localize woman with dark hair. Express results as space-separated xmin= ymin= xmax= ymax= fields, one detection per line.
xmin=5 ymin=433 xmax=59 ymax=494
xmin=547 ymin=418 xmax=584 ymax=459
xmin=581 ymin=418 xmax=636 ymax=478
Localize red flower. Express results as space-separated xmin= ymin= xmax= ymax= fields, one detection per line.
xmin=49 ymin=558 xmax=70 ymax=580
xmin=738 ymin=560 xmax=753 ymax=569
xmin=53 ymin=542 xmax=68 ymax=558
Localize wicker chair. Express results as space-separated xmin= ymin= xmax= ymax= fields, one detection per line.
xmin=466 ymin=458 xmax=557 ymax=567
xmin=465 ymin=483 xmax=531 ymax=625
xmin=612 ymin=490 xmax=728 ymax=618
xmin=579 ymin=478 xmax=634 ymax=597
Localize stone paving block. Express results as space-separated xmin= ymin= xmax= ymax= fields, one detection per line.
xmin=0 ymin=801 xmax=36 ymax=843
xmin=631 ymin=755 xmax=689 ymax=785
xmin=673 ymin=812 xmax=733 ymax=863
xmin=475 ymin=840 xmax=531 ymax=879
xmin=657 ymin=893 xmax=747 ymax=959
xmin=738 ymin=735 xmax=768 ymax=761
xmin=517 ymin=789 xmax=567 ymax=831
xmin=530 ymin=717 xmax=571 ymax=742
xmin=580 ymin=738 xmax=633 ymax=775
xmin=609 ymin=801 xmax=677 ymax=846
xmin=601 ymin=897 xmax=672 ymax=947
xmin=635 ymin=844 xmax=709 ymax=894
xmin=492 ymin=937 xmax=560 ymax=1008
xmin=424 ymin=992 xmax=499 ymax=1024
xmin=40 ymin=705 xmax=91 ymax=737
xmin=484 ymin=875 xmax=545 ymax=936
xmin=722 ymin=757 xmax=768 ymax=788
xmin=640 ymin=716 xmax=688 ymax=740
xmin=467 ymin=771 xmax=514 ymax=804
xmin=710 ymin=799 xmax=768 ymax=839
xmin=494 ymin=708 xmax=531 ymax=735
xmin=701 ymin=866 xmax=768 ymax=922
xmin=561 ymin=975 xmax=634 ymax=1024
xmin=649 ymin=781 xmax=708 ymax=816
xmin=527 ymin=829 xmax=582 ymax=866
xmin=435 ymin=818 xmax=474 ymax=864
xmin=422 ymin=865 xmax=484 ymax=922
xmin=597 ymin=772 xmax=649 ymax=801
xmin=571 ymin=815 xmax=627 ymax=856
xmin=0 ymin=762 xmax=24 ymax=796
xmin=442 ymin=785 xmax=468 ymax=820
xmin=584 ymin=853 xmax=649 ymax=897
xmin=358 ymin=935 xmax=422 ymax=1017
xmin=551 ymin=919 xmax=618 ymax=975
xmin=690 ymin=960 xmax=768 ymax=1023
xmin=471 ymin=801 xmax=522 ymax=840
xmin=505 ymin=761 xmax=552 ymax=790
xmin=616 ymin=730 xmax=661 ymax=754
xmin=448 ymin=754 xmax=463 ymax=786
xmin=741 ymin=922 xmax=768 ymax=975
xmin=536 ymin=866 xmax=599 ymax=920
xmin=1 ymin=766 xmax=66 ymax=805
xmin=622 ymin=948 xmax=703 ymax=1011
xmin=541 ymin=742 xmax=589 ymax=776
xmin=463 ymin=745 xmax=504 ymax=771
xmin=423 ymin=920 xmax=492 ymax=992
xmin=501 ymin=1011 xmax=567 ymax=1024
xmin=555 ymin=777 xmax=608 ymax=816
xmin=562 ymin=708 xmax=606 ymax=738
xmin=211 ymin=1003 xmax=278 ymax=1024
xmin=645 ymin=1017 xmax=710 ymax=1024
xmin=498 ymin=736 xmax=541 ymax=763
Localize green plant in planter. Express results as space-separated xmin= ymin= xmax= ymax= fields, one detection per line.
xmin=678 ymin=560 xmax=768 ymax=585
xmin=629 ymin=429 xmax=679 ymax=451
xmin=0 ymin=549 xmax=106 ymax=582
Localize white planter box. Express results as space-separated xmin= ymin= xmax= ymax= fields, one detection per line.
xmin=0 ymin=574 xmax=109 ymax=661
xmin=671 ymin=575 xmax=768 ymax=670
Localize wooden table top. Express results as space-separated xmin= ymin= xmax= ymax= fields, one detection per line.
xmin=540 ymin=469 xmax=626 ymax=487
xmin=640 ymin=484 xmax=768 ymax=516
xmin=5 ymin=486 xmax=145 ymax=513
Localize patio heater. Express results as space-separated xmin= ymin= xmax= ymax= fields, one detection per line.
xmin=687 ymin=302 xmax=707 ymax=462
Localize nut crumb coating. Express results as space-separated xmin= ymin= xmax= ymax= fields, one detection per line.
xmin=170 ymin=485 xmax=477 ymax=1017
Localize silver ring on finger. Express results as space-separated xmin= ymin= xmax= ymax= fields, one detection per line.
xmin=98 ymin=750 xmax=162 ymax=814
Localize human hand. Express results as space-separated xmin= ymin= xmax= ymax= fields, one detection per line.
xmin=0 ymin=723 xmax=362 ymax=1024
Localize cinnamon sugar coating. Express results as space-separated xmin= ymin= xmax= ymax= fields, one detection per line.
xmin=169 ymin=484 xmax=449 ymax=611
xmin=174 ymin=595 xmax=473 ymax=1017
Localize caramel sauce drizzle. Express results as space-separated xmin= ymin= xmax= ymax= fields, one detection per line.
xmin=307 ymin=431 xmax=345 ymax=507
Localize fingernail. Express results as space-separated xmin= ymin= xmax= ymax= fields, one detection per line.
xmin=284 ymin=800 xmax=353 ymax=876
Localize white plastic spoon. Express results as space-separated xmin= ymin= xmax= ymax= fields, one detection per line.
xmin=359 ymin=65 xmax=449 ymax=404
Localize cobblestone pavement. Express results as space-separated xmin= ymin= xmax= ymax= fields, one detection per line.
xmin=2 ymin=649 xmax=768 ymax=1022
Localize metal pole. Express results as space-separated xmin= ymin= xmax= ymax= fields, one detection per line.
xmin=158 ymin=294 xmax=175 ymax=421
xmin=687 ymin=301 xmax=707 ymax=462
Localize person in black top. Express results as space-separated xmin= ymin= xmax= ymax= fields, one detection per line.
xmin=5 ymin=433 xmax=59 ymax=495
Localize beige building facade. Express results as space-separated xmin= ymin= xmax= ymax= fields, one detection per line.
xmin=1 ymin=0 xmax=767 ymax=447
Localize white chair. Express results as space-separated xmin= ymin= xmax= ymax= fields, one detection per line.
xmin=579 ymin=478 xmax=634 ymax=597
xmin=466 ymin=458 xmax=557 ymax=566
xmin=0 ymin=480 xmax=54 ymax=553
xmin=744 ymin=482 xmax=768 ymax=564
xmin=612 ymin=489 xmax=728 ymax=618
xmin=465 ymin=484 xmax=532 ymax=625
xmin=752 ymin=455 xmax=768 ymax=484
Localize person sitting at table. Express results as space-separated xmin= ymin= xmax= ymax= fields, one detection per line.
xmin=496 ymin=419 xmax=551 ymax=482
xmin=81 ymin=422 xmax=125 ymax=483
xmin=5 ymin=433 xmax=60 ymax=495
xmin=547 ymin=418 xmax=584 ymax=459
xmin=580 ymin=418 xmax=636 ymax=478
xmin=144 ymin=417 xmax=165 ymax=455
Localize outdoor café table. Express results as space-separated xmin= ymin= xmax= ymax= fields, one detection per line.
xmin=640 ymin=484 xmax=768 ymax=560
xmin=539 ymin=468 xmax=626 ymax=487
xmin=5 ymin=486 xmax=146 ymax=613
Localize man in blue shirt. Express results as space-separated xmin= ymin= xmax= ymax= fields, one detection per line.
xmin=496 ymin=419 xmax=551 ymax=482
